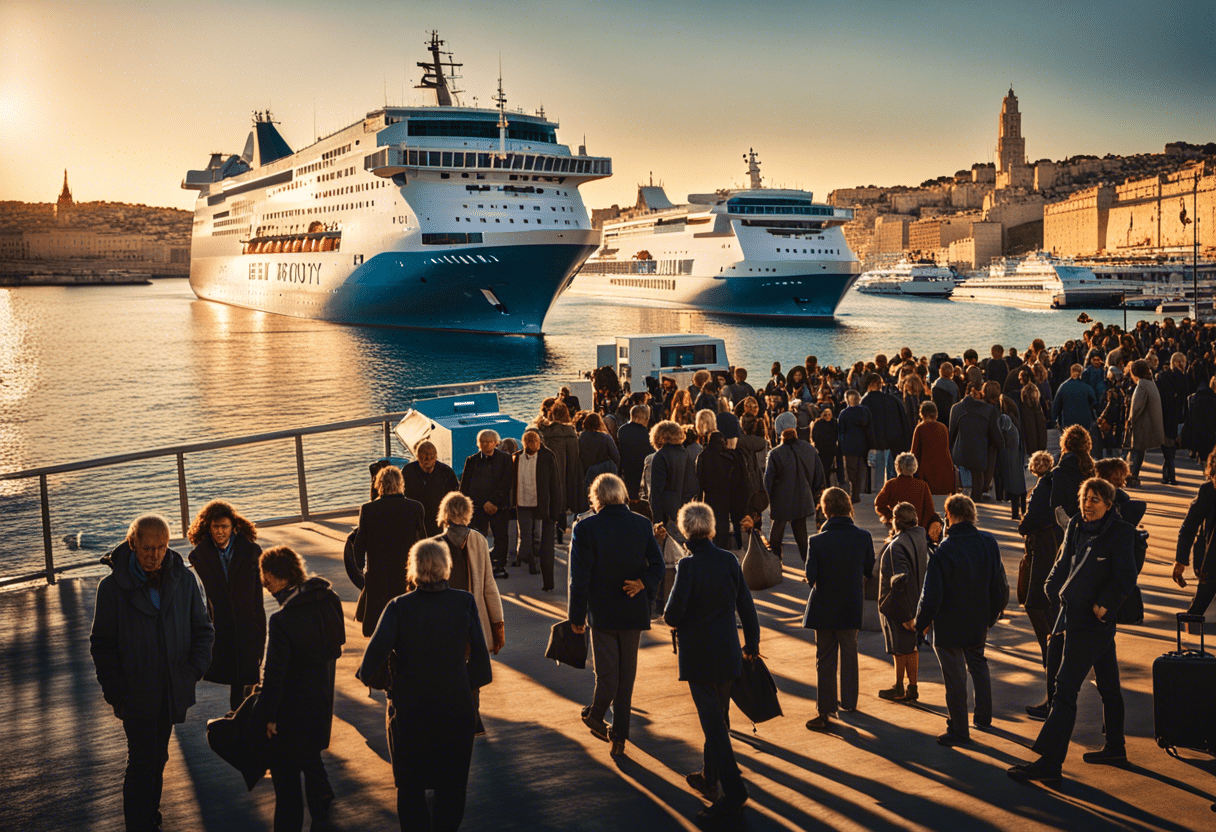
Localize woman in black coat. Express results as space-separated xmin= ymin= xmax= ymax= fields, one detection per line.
xmin=351 ymin=465 xmax=428 ymax=637
xmin=695 ymin=431 xmax=747 ymax=549
xmin=1174 ymin=449 xmax=1216 ymax=627
xmin=1017 ymin=451 xmax=1065 ymax=718
xmin=254 ymin=547 xmax=345 ymax=831
xmin=1050 ymin=425 xmax=1095 ymax=520
xmin=187 ymin=500 xmax=265 ymax=712
xmin=359 ymin=539 xmax=492 ymax=832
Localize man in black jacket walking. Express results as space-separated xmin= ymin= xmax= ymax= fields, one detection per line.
xmin=90 ymin=514 xmax=215 ymax=832
xmin=461 ymin=430 xmax=515 ymax=578
xmin=617 ymin=405 xmax=653 ymax=500
xmin=915 ymin=495 xmax=1009 ymax=746
xmin=402 ymin=441 xmax=461 ymax=537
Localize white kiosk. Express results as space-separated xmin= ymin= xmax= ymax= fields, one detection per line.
xmin=596 ymin=334 xmax=730 ymax=390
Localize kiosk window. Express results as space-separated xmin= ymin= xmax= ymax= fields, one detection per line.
xmin=661 ymin=344 xmax=717 ymax=367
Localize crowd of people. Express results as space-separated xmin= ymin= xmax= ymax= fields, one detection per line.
xmin=88 ymin=315 xmax=1216 ymax=830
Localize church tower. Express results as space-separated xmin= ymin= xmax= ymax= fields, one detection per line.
xmin=54 ymin=170 xmax=75 ymax=224
xmin=996 ymin=88 xmax=1026 ymax=174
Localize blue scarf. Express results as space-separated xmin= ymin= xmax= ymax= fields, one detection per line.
xmin=129 ymin=549 xmax=161 ymax=610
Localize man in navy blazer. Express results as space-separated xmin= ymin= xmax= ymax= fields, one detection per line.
xmin=664 ymin=502 xmax=760 ymax=825
xmin=915 ymin=494 xmax=1009 ymax=746
xmin=568 ymin=474 xmax=664 ymax=756
xmin=616 ymin=405 xmax=653 ymax=501
xmin=804 ymin=487 xmax=875 ymax=730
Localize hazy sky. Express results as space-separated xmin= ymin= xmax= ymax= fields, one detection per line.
xmin=2 ymin=0 xmax=1212 ymax=211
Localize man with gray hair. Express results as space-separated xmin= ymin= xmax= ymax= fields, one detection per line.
xmin=402 ymin=440 xmax=461 ymax=537
xmin=914 ymin=494 xmax=1008 ymax=746
xmin=568 ymin=474 xmax=664 ymax=756
xmin=91 ymin=514 xmax=215 ymax=830
xmin=617 ymin=405 xmax=653 ymax=501
xmin=461 ymin=429 xmax=515 ymax=579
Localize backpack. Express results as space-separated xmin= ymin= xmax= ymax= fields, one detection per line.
xmin=1116 ymin=527 xmax=1150 ymax=625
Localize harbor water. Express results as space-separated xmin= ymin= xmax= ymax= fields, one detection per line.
xmin=0 ymin=279 xmax=1163 ymax=580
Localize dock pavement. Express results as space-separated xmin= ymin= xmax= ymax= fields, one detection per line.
xmin=2 ymin=450 xmax=1215 ymax=831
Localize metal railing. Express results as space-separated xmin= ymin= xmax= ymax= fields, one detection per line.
xmin=0 ymin=413 xmax=406 ymax=589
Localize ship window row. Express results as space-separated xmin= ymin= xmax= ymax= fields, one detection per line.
xmin=322 ymin=144 xmax=352 ymax=161
xmin=606 ymin=277 xmax=677 ymax=291
xmin=426 ymin=254 xmax=502 ymax=265
xmin=422 ymin=232 xmax=484 ymax=246
xmin=454 ymin=217 xmax=577 ymax=226
xmin=320 ymin=167 xmax=355 ymax=182
xmin=405 ymin=149 xmax=608 ymax=175
xmin=407 ymin=119 xmax=557 ymax=144
xmin=299 ymin=159 xmax=335 ymax=174
xmin=463 ymin=204 xmax=570 ymax=212
xmin=729 ymin=203 xmax=834 ymax=216
xmin=777 ymin=247 xmax=841 ymax=255
xmin=265 ymin=200 xmax=375 ymax=220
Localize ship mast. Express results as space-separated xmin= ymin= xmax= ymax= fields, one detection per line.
xmin=494 ymin=67 xmax=509 ymax=160
xmin=744 ymin=148 xmax=763 ymax=190
xmin=415 ymin=31 xmax=463 ymax=107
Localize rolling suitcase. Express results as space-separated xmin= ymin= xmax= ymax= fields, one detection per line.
xmin=1153 ymin=613 xmax=1216 ymax=757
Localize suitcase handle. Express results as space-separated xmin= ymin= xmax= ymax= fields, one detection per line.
xmin=1176 ymin=613 xmax=1206 ymax=654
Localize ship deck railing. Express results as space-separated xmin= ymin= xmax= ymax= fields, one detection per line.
xmin=0 ymin=374 xmax=542 ymax=589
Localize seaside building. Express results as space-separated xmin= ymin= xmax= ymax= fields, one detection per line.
xmin=995 ymin=89 xmax=1034 ymax=190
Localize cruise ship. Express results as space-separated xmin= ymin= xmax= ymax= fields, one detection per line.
xmin=952 ymin=252 xmax=1146 ymax=309
xmin=565 ymin=152 xmax=860 ymax=320
xmin=855 ymin=259 xmax=956 ymax=298
xmin=182 ymin=33 xmax=610 ymax=335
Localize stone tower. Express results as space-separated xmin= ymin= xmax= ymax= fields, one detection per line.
xmin=54 ymin=169 xmax=74 ymax=224
xmin=996 ymin=88 xmax=1026 ymax=174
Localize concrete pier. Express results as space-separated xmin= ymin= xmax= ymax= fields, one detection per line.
xmin=2 ymin=452 xmax=1214 ymax=831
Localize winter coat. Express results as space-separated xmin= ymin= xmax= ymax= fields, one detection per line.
xmin=189 ymin=533 xmax=265 ymax=687
xmin=931 ymin=377 xmax=960 ymax=424
xmin=402 ymin=460 xmax=461 ymax=537
xmin=616 ymin=421 xmax=653 ymax=500
xmin=90 ymin=544 xmax=215 ymax=724
xmin=803 ymin=517 xmax=875 ymax=630
xmin=736 ymin=433 xmax=768 ymax=495
xmin=1049 ymin=452 xmax=1090 ymax=519
xmin=1046 ymin=512 xmax=1138 ymax=631
xmin=567 ymin=504 xmax=665 ymax=631
xmin=695 ymin=432 xmax=748 ymax=529
xmin=651 ymin=443 xmax=689 ymax=526
xmin=837 ymin=404 xmax=876 ymax=457
xmin=663 ymin=537 xmax=760 ymax=683
xmin=358 ymin=584 xmax=491 ymax=790
xmin=874 ymin=474 xmax=935 ymax=529
xmin=1127 ymin=378 xmax=1165 ymax=451
xmin=996 ymin=414 xmax=1027 ymax=496
xmin=251 ymin=578 xmax=344 ymax=752
xmin=910 ymin=420 xmax=956 ymax=495
xmin=948 ymin=396 xmax=1001 ymax=472
xmin=511 ymin=446 xmax=562 ymax=521
xmin=763 ymin=436 xmax=826 ymax=522
xmin=440 ymin=527 xmax=504 ymax=649
xmin=1157 ymin=367 xmax=1189 ymax=442
xmin=460 ymin=449 xmax=514 ymax=512
xmin=861 ymin=389 xmax=909 ymax=452
xmin=1052 ymin=378 xmax=1097 ymax=429
xmin=351 ymin=493 xmax=429 ymax=637
xmin=879 ymin=527 xmax=929 ymax=629
xmin=810 ymin=418 xmax=840 ymax=463
xmin=1019 ymin=473 xmax=1065 ymax=611
xmin=578 ymin=429 xmax=620 ymax=489
xmin=1176 ymin=481 xmax=1216 ymax=579
xmin=539 ymin=422 xmax=581 ymax=513
xmin=680 ymin=439 xmax=702 ymax=504
xmin=914 ymin=522 xmax=1008 ymax=648
xmin=1019 ymin=398 xmax=1048 ymax=454
xmin=1182 ymin=387 xmax=1216 ymax=459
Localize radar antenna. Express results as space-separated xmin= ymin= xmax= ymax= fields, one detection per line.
xmin=494 ymin=62 xmax=509 ymax=159
xmin=743 ymin=148 xmax=763 ymax=190
xmin=415 ymin=31 xmax=463 ymax=107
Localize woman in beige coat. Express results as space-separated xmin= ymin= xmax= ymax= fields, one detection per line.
xmin=1125 ymin=359 xmax=1164 ymax=487
xmin=437 ymin=491 xmax=506 ymax=734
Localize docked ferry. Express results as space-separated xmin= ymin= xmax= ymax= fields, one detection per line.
xmin=182 ymin=33 xmax=610 ymax=335
xmin=565 ymin=152 xmax=860 ymax=320
xmin=952 ymin=252 xmax=1145 ymax=310
xmin=855 ymin=259 xmax=956 ymax=298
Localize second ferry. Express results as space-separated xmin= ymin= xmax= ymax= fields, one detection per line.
xmin=566 ymin=152 xmax=860 ymax=320
xmin=182 ymin=33 xmax=610 ymax=335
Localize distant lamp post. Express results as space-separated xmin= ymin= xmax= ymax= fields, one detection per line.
xmin=1182 ymin=171 xmax=1200 ymax=321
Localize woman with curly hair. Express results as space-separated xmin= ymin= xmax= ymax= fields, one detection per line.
xmin=187 ymin=499 xmax=264 ymax=712
xmin=1050 ymin=425 xmax=1096 ymax=521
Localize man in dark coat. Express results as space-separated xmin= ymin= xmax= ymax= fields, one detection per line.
xmin=513 ymin=429 xmax=562 ymax=589
xmin=254 ymin=547 xmax=345 ymax=829
xmin=402 ymin=441 xmax=461 ymax=537
xmin=651 ymin=421 xmax=690 ymax=537
xmin=1010 ymin=478 xmax=1138 ymax=782
xmin=915 ymin=495 xmax=1009 ymax=746
xmin=1174 ymin=454 xmax=1216 ymax=627
xmin=188 ymin=500 xmax=264 ymax=713
xmin=1181 ymin=376 xmax=1216 ymax=462
xmin=861 ymin=374 xmax=910 ymax=491
xmin=948 ymin=387 xmax=1002 ymax=502
xmin=568 ymin=474 xmax=665 ymax=754
xmin=352 ymin=466 xmax=428 ymax=636
xmin=460 ymin=429 xmax=515 ymax=578
xmin=838 ymin=389 xmax=876 ymax=503
xmin=617 ymin=405 xmax=653 ymax=500
xmin=90 ymin=514 xmax=215 ymax=831
xmin=763 ymin=428 xmax=826 ymax=562
xmin=986 ymin=345 xmax=1009 ymax=387
xmin=1156 ymin=354 xmax=1190 ymax=485
xmin=803 ymin=488 xmax=875 ymax=730
xmin=696 ymin=430 xmax=748 ymax=549
xmin=664 ymin=502 xmax=760 ymax=826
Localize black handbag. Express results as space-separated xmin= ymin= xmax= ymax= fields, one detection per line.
xmin=205 ymin=690 xmax=269 ymax=791
xmin=544 ymin=620 xmax=588 ymax=669
xmin=730 ymin=655 xmax=783 ymax=728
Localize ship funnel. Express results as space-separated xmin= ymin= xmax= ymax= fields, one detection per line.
xmin=241 ymin=111 xmax=293 ymax=168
